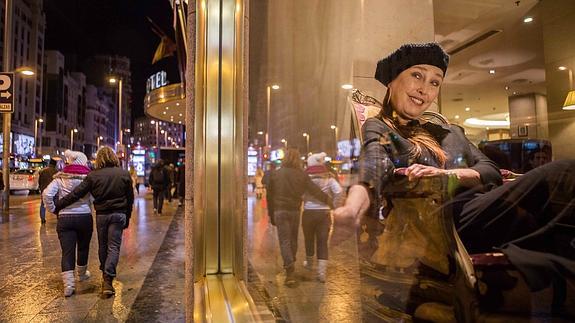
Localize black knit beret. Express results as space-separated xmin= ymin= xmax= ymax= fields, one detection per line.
xmin=375 ymin=43 xmax=449 ymax=86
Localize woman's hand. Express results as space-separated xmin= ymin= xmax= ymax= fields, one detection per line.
xmin=333 ymin=185 xmax=371 ymax=226
xmin=402 ymin=164 xmax=446 ymax=181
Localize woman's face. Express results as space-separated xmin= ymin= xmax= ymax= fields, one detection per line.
xmin=388 ymin=64 xmax=444 ymax=124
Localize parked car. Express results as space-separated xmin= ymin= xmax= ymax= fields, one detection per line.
xmin=9 ymin=169 xmax=40 ymax=194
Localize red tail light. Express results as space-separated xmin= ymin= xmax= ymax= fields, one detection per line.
xmin=28 ymin=175 xmax=34 ymax=181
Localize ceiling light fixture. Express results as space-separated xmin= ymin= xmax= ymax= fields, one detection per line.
xmin=558 ymin=66 xmax=568 ymax=71
xmin=454 ymin=115 xmax=460 ymax=119
xmin=523 ymin=17 xmax=534 ymax=23
xmin=464 ymin=117 xmax=510 ymax=127
xmin=505 ymin=86 xmax=509 ymax=90
xmin=465 ymin=107 xmax=470 ymax=112
xmin=489 ymin=69 xmax=496 ymax=74
xmin=341 ymin=84 xmax=353 ymax=90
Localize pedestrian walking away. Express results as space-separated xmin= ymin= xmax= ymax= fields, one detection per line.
xmin=43 ymin=150 xmax=93 ymax=297
xmin=38 ymin=158 xmax=59 ymax=224
xmin=302 ymin=152 xmax=344 ymax=283
xmin=266 ymin=148 xmax=334 ymax=287
xmin=149 ymin=160 xmax=169 ymax=215
xmin=55 ymin=147 xmax=134 ymax=297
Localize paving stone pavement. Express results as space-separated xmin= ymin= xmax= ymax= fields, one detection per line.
xmin=0 ymin=191 xmax=181 ymax=322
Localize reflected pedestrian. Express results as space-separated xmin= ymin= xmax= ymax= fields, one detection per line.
xmin=266 ymin=148 xmax=333 ymax=287
xmin=177 ymin=162 xmax=185 ymax=207
xmin=55 ymin=147 xmax=134 ymax=297
xmin=38 ymin=158 xmax=58 ymax=224
xmin=302 ymin=153 xmax=343 ymax=282
xmin=129 ymin=165 xmax=139 ymax=194
xmin=43 ymin=150 xmax=93 ymax=297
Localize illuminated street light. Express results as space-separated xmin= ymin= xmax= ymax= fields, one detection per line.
xmin=330 ymin=125 xmax=339 ymax=156
xmin=281 ymin=138 xmax=287 ymax=148
xmin=97 ymin=136 xmax=104 ymax=148
xmin=302 ymin=132 xmax=310 ymax=155
xmin=266 ymin=84 xmax=280 ymax=148
xmin=34 ymin=118 xmax=44 ymax=157
xmin=70 ymin=128 xmax=78 ymax=149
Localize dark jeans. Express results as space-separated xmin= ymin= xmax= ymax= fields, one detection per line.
xmin=302 ymin=209 xmax=331 ymax=260
xmin=56 ymin=214 xmax=93 ymax=272
xmin=96 ymin=213 xmax=126 ymax=277
xmin=153 ymin=189 xmax=165 ymax=213
xmin=39 ymin=200 xmax=46 ymax=222
xmin=275 ymin=209 xmax=301 ymax=269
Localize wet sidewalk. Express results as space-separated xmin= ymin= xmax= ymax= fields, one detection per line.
xmin=0 ymin=191 xmax=184 ymax=322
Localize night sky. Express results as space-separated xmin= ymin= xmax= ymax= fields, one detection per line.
xmin=43 ymin=0 xmax=175 ymax=119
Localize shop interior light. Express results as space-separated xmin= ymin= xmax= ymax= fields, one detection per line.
xmin=558 ymin=66 xmax=568 ymax=71
xmin=271 ymin=84 xmax=280 ymax=90
xmin=489 ymin=69 xmax=496 ymax=74
xmin=341 ymin=84 xmax=353 ymax=90
xmin=562 ymin=90 xmax=575 ymax=110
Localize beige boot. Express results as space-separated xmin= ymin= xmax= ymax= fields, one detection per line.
xmin=76 ymin=265 xmax=91 ymax=281
xmin=303 ymin=256 xmax=314 ymax=270
xmin=317 ymin=260 xmax=328 ymax=283
xmin=61 ymin=270 xmax=75 ymax=297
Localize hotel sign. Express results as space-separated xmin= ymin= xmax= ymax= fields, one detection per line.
xmin=146 ymin=71 xmax=168 ymax=94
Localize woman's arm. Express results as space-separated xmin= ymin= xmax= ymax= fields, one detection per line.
xmin=42 ymin=180 xmax=60 ymax=213
xmin=333 ymin=184 xmax=370 ymax=225
xmin=403 ymin=164 xmax=482 ymax=187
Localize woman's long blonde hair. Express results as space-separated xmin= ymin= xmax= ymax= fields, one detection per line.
xmin=95 ymin=146 xmax=120 ymax=169
xmin=282 ymin=148 xmax=302 ymax=169
xmin=379 ymin=90 xmax=447 ymax=167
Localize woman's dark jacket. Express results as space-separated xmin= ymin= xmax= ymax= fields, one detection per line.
xmin=358 ymin=117 xmax=502 ymax=201
xmin=267 ymin=167 xmax=333 ymax=211
xmin=54 ymin=167 xmax=134 ymax=222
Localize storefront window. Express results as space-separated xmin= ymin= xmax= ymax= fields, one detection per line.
xmin=246 ymin=0 xmax=575 ymax=321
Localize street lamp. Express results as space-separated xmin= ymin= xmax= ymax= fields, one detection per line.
xmin=281 ymin=138 xmax=287 ymax=148
xmin=302 ymin=132 xmax=310 ymax=156
xmin=34 ymin=118 xmax=43 ymax=157
xmin=2 ymin=0 xmax=38 ymax=212
xmin=161 ymin=129 xmax=168 ymax=147
xmin=70 ymin=128 xmax=78 ymax=149
xmin=108 ymin=76 xmax=123 ymax=152
xmin=97 ymin=136 xmax=103 ymax=148
xmin=151 ymin=120 xmax=159 ymax=148
xmin=331 ymin=125 xmax=339 ymax=156
xmin=266 ymin=84 xmax=280 ymax=149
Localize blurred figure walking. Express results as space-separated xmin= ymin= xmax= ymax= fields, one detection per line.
xmin=38 ymin=158 xmax=58 ymax=224
xmin=302 ymin=153 xmax=343 ymax=283
xmin=149 ymin=160 xmax=169 ymax=215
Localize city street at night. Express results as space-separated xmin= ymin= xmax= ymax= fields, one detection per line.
xmin=0 ymin=190 xmax=185 ymax=322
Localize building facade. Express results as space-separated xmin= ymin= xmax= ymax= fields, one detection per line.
xmin=0 ymin=0 xmax=45 ymax=157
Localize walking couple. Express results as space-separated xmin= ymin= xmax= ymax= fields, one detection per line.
xmin=43 ymin=147 xmax=134 ymax=297
xmin=265 ymin=149 xmax=343 ymax=287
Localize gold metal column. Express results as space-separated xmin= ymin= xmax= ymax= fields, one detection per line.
xmin=192 ymin=0 xmax=256 ymax=321
xmin=195 ymin=0 xmax=246 ymax=276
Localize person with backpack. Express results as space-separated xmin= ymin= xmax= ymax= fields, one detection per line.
xmin=148 ymin=160 xmax=169 ymax=215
